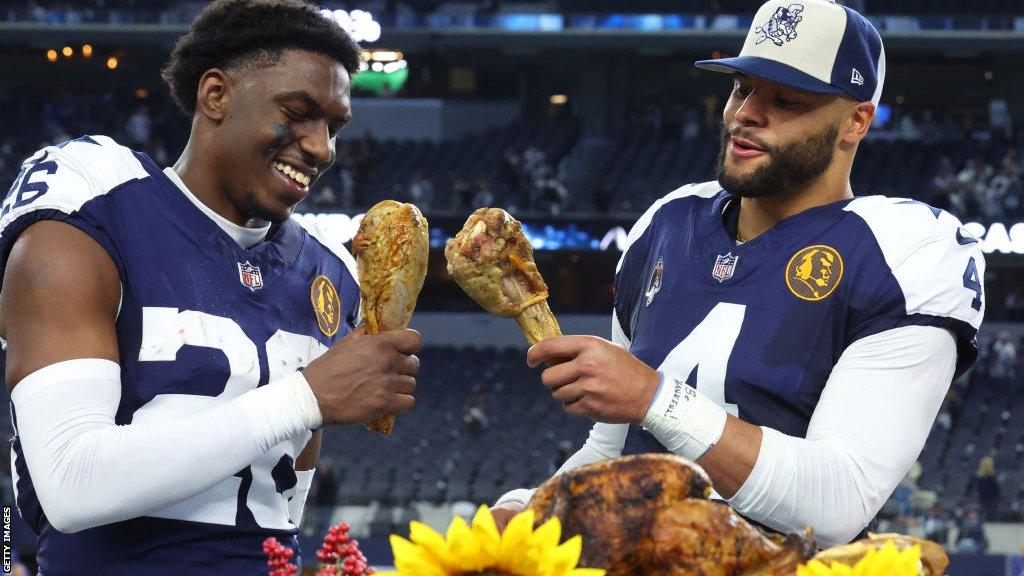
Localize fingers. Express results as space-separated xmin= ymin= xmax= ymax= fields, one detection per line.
xmin=383 ymin=328 xmax=423 ymax=354
xmin=397 ymin=354 xmax=420 ymax=376
xmin=389 ymin=393 xmax=416 ymax=414
xmin=389 ymin=374 xmax=417 ymax=396
xmin=527 ymin=335 xmax=592 ymax=368
xmin=540 ymin=361 xmax=580 ymax=390
xmin=550 ymin=382 xmax=585 ymax=406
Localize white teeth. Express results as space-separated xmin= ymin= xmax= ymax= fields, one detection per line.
xmin=274 ymin=161 xmax=309 ymax=188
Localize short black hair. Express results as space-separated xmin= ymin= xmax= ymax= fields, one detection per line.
xmin=161 ymin=0 xmax=362 ymax=115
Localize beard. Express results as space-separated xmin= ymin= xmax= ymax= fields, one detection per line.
xmin=716 ymin=122 xmax=839 ymax=198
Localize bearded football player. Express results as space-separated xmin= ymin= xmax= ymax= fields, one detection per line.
xmin=493 ymin=0 xmax=985 ymax=546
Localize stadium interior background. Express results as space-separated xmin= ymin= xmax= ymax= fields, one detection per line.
xmin=2 ymin=0 xmax=1024 ymax=573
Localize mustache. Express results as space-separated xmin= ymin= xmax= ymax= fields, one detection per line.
xmin=722 ymin=126 xmax=773 ymax=153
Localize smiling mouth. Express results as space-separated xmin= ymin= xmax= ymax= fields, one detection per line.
xmin=730 ymin=138 xmax=768 ymax=158
xmin=273 ymin=160 xmax=311 ymax=189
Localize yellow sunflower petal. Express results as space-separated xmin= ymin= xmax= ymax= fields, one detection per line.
xmin=471 ymin=505 xmax=501 ymax=562
xmin=498 ymin=509 xmax=536 ymax=557
xmin=389 ymin=534 xmax=452 ymax=576
xmin=409 ymin=521 xmax=459 ymax=571
xmin=495 ymin=509 xmax=539 ymax=573
xmin=529 ymin=515 xmax=563 ymax=551
xmin=543 ymin=535 xmax=584 ymax=576
xmin=446 ymin=515 xmax=485 ymax=571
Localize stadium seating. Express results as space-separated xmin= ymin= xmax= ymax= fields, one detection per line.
xmin=318 ymin=345 xmax=592 ymax=535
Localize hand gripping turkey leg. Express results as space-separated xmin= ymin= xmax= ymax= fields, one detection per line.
xmin=444 ymin=208 xmax=561 ymax=346
xmin=352 ymin=200 xmax=429 ymax=435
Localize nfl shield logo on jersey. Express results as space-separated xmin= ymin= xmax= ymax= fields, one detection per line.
xmin=645 ymin=256 xmax=665 ymax=306
xmin=237 ymin=261 xmax=263 ymax=291
xmin=712 ymin=253 xmax=739 ymax=283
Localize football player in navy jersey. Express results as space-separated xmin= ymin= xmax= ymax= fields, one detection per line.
xmin=493 ymin=0 xmax=985 ymax=546
xmin=0 ymin=1 xmax=421 ymax=573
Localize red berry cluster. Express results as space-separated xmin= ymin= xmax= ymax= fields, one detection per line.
xmin=314 ymin=522 xmax=375 ymax=576
xmin=263 ymin=537 xmax=299 ymax=576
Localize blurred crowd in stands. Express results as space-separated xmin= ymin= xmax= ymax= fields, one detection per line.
xmin=2 ymin=90 xmax=1022 ymax=224
xmin=876 ymin=329 xmax=1023 ymax=554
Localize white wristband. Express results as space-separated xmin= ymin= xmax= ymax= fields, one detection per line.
xmin=641 ymin=372 xmax=728 ymax=461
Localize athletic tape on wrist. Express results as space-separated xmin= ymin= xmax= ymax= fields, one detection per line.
xmin=641 ymin=372 xmax=728 ymax=461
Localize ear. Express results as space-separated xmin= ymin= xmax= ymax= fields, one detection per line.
xmin=194 ymin=68 xmax=231 ymax=123
xmin=842 ymin=101 xmax=875 ymax=145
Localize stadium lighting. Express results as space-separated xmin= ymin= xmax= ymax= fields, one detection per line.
xmin=371 ymin=62 xmax=384 ymax=72
xmin=381 ymin=60 xmax=407 ymax=74
xmin=62 ymin=46 xmax=73 ymax=58
xmin=106 ymin=56 xmax=118 ymax=70
xmin=550 ymin=94 xmax=568 ymax=105
xmin=371 ymin=50 xmax=402 ymax=62
xmin=82 ymin=44 xmax=93 ymax=58
xmin=319 ymin=8 xmax=381 ymax=43
xmin=46 ymin=49 xmax=57 ymax=62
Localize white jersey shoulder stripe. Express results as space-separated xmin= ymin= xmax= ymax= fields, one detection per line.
xmin=844 ymin=195 xmax=984 ymax=330
xmin=0 ymin=135 xmax=148 ymax=232
xmin=616 ymin=181 xmax=722 ymax=273
xmin=291 ymin=215 xmax=360 ymax=285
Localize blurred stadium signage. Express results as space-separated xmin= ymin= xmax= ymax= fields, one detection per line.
xmin=319 ymin=9 xmax=382 ymax=43
xmin=294 ymin=213 xmax=1024 ymax=255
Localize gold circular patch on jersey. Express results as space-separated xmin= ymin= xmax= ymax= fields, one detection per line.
xmin=311 ymin=275 xmax=341 ymax=337
xmin=785 ymin=245 xmax=844 ymax=302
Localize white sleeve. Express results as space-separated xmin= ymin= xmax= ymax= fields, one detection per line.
xmin=726 ymin=325 xmax=957 ymax=546
xmin=12 ymin=359 xmax=321 ymax=534
xmin=494 ymin=312 xmax=630 ymax=508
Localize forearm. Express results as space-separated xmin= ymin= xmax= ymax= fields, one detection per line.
xmin=296 ymin=429 xmax=323 ymax=471
xmin=695 ymin=416 xmax=761 ymax=497
xmin=646 ymin=326 xmax=957 ymax=546
xmin=13 ymin=359 xmax=321 ymax=533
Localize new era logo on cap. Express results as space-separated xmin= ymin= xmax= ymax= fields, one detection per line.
xmin=695 ymin=0 xmax=885 ymax=106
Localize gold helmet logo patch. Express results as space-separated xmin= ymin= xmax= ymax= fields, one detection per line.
xmin=785 ymin=245 xmax=844 ymax=302
xmin=311 ymin=275 xmax=341 ymax=337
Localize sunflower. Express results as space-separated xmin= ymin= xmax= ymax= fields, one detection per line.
xmin=386 ymin=505 xmax=605 ymax=576
xmin=797 ymin=540 xmax=923 ymax=576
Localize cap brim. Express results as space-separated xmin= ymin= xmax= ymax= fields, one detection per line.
xmin=695 ymin=56 xmax=843 ymax=96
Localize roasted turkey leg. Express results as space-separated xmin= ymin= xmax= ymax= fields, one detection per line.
xmin=351 ymin=200 xmax=429 ymax=435
xmin=445 ymin=208 xmax=561 ymax=345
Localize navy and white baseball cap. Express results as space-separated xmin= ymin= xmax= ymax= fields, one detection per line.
xmin=696 ymin=0 xmax=885 ymax=106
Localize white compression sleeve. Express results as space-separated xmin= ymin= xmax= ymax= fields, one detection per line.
xmin=289 ymin=469 xmax=316 ymax=527
xmin=11 ymin=358 xmax=322 ymax=534
xmin=727 ymin=326 xmax=957 ymax=547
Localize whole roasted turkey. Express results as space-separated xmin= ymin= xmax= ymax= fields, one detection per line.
xmin=351 ymin=200 xmax=429 ymax=435
xmin=444 ymin=208 xmax=561 ymax=345
xmin=528 ymin=454 xmax=816 ymax=576
xmin=528 ymin=454 xmax=948 ymax=575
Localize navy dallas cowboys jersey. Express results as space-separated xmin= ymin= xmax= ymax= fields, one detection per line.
xmin=615 ymin=181 xmax=985 ymax=455
xmin=0 ymin=136 xmax=360 ymax=575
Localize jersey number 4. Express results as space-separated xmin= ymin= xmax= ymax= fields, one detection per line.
xmin=656 ymin=303 xmax=745 ymax=417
